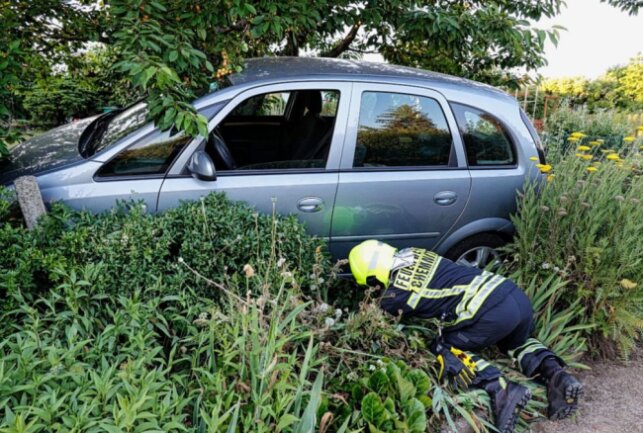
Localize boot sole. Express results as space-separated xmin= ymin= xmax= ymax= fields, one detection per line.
xmin=499 ymin=388 xmax=532 ymax=433
xmin=549 ymin=381 xmax=583 ymax=421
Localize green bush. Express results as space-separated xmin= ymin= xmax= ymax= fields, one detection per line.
xmin=0 ymin=194 xmax=328 ymax=309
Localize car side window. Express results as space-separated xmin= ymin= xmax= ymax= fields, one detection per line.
xmin=353 ymin=92 xmax=452 ymax=168
xmin=213 ymin=89 xmax=340 ymax=171
xmin=229 ymin=92 xmax=291 ymax=117
xmin=97 ymin=128 xmax=191 ymax=177
xmin=451 ymin=103 xmax=516 ymax=166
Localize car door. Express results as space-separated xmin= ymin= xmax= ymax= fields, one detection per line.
xmin=42 ymin=104 xmax=193 ymax=213
xmin=329 ymin=82 xmax=471 ymax=259
xmin=157 ymin=82 xmax=352 ymax=240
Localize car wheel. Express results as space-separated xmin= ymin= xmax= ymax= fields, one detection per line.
xmin=445 ymin=233 xmax=506 ymax=269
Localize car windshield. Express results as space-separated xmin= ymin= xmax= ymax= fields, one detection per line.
xmin=83 ymin=103 xmax=149 ymax=158
xmin=81 ymin=78 xmax=230 ymax=158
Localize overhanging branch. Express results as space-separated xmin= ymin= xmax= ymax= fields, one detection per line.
xmin=321 ymin=23 xmax=361 ymax=58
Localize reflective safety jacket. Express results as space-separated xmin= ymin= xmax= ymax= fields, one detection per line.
xmin=380 ymin=247 xmax=516 ymax=330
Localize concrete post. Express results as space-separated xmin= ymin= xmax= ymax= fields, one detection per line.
xmin=14 ymin=176 xmax=46 ymax=229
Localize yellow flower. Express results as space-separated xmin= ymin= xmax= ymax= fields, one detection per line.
xmin=567 ymin=136 xmax=580 ymax=142
xmin=623 ymin=136 xmax=635 ymax=143
xmin=547 ymin=174 xmax=555 ymax=182
xmin=588 ymin=141 xmax=601 ymax=146
xmin=620 ymin=279 xmax=637 ymax=289
xmin=536 ymin=163 xmax=553 ymax=173
xmin=570 ymin=131 xmax=587 ymax=138
xmin=637 ymin=126 xmax=643 ymax=132
xmin=577 ymin=145 xmax=590 ymax=151
xmin=592 ymin=161 xmax=602 ymax=166
xmin=529 ymin=156 xmax=539 ymax=161
xmin=606 ymin=153 xmax=620 ymax=161
xmin=581 ymin=154 xmax=592 ymax=160
xmin=596 ymin=139 xmax=605 ymax=143
xmin=586 ymin=166 xmax=598 ymax=173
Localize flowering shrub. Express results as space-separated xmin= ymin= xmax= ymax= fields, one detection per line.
xmin=506 ymin=128 xmax=643 ymax=358
xmin=541 ymin=105 xmax=642 ymax=162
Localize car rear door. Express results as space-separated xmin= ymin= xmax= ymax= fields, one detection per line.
xmin=329 ymin=82 xmax=471 ymax=259
xmin=157 ymin=81 xmax=352 ymax=241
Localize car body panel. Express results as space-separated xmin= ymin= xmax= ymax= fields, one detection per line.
xmin=36 ymin=161 xmax=164 ymax=213
xmin=157 ymin=172 xmax=339 ymax=239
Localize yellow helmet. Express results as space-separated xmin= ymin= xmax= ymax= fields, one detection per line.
xmin=348 ymin=240 xmax=397 ymax=286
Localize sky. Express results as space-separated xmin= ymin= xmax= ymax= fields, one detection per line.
xmin=534 ymin=0 xmax=643 ymax=78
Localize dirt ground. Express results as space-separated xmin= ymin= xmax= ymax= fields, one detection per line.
xmin=530 ymin=348 xmax=643 ymax=433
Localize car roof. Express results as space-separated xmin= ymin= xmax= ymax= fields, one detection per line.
xmin=227 ymin=57 xmax=513 ymax=103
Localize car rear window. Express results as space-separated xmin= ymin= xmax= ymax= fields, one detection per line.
xmin=353 ymin=92 xmax=453 ymax=168
xmin=451 ymin=103 xmax=516 ymax=166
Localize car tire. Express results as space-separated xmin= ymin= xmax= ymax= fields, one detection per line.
xmin=444 ymin=233 xmax=506 ymax=269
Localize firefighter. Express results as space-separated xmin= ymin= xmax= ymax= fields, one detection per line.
xmin=348 ymin=240 xmax=583 ymax=433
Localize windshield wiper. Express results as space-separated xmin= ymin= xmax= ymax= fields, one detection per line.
xmin=78 ymin=109 xmax=124 ymax=158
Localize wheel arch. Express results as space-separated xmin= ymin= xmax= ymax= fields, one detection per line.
xmin=435 ymin=217 xmax=515 ymax=256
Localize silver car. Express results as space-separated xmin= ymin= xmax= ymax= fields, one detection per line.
xmin=1 ymin=57 xmax=545 ymax=265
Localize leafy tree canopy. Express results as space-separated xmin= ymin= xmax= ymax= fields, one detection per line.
xmin=541 ymin=55 xmax=643 ymax=112
xmin=0 ymin=0 xmax=640 ymax=155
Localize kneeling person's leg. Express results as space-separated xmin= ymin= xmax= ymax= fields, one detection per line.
xmin=442 ymin=333 xmax=531 ymax=433
xmin=503 ymin=289 xmax=583 ymax=420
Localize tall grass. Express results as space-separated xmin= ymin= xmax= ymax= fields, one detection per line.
xmin=506 ymin=126 xmax=643 ymax=358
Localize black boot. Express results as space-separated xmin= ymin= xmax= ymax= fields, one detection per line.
xmin=539 ymin=357 xmax=583 ymax=420
xmin=546 ymin=369 xmax=583 ymax=420
xmin=484 ymin=379 xmax=532 ymax=433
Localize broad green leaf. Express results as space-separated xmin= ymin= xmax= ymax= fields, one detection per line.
xmin=367 ymin=370 xmax=389 ymax=394
xmin=360 ymin=392 xmax=389 ymax=429
xmin=404 ymin=398 xmax=427 ymax=433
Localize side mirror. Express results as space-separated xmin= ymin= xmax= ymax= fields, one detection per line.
xmin=188 ymin=151 xmax=217 ymax=181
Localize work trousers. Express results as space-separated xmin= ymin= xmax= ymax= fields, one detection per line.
xmin=442 ymin=285 xmax=560 ymax=385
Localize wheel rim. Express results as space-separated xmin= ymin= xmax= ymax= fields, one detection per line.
xmin=455 ymin=246 xmax=501 ymax=269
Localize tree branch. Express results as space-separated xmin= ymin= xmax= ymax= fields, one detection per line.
xmin=213 ymin=19 xmax=249 ymax=34
xmin=321 ymin=23 xmax=361 ymax=58
xmin=282 ymin=30 xmax=300 ymax=56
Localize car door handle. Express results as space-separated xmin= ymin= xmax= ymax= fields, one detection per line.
xmin=297 ymin=197 xmax=324 ymax=213
xmin=434 ymin=191 xmax=457 ymax=206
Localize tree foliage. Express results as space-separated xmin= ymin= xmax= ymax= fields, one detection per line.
xmin=20 ymin=47 xmax=135 ymax=127
xmin=0 ymin=0 xmax=640 ymax=154
xmin=541 ymin=55 xmax=643 ymax=112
